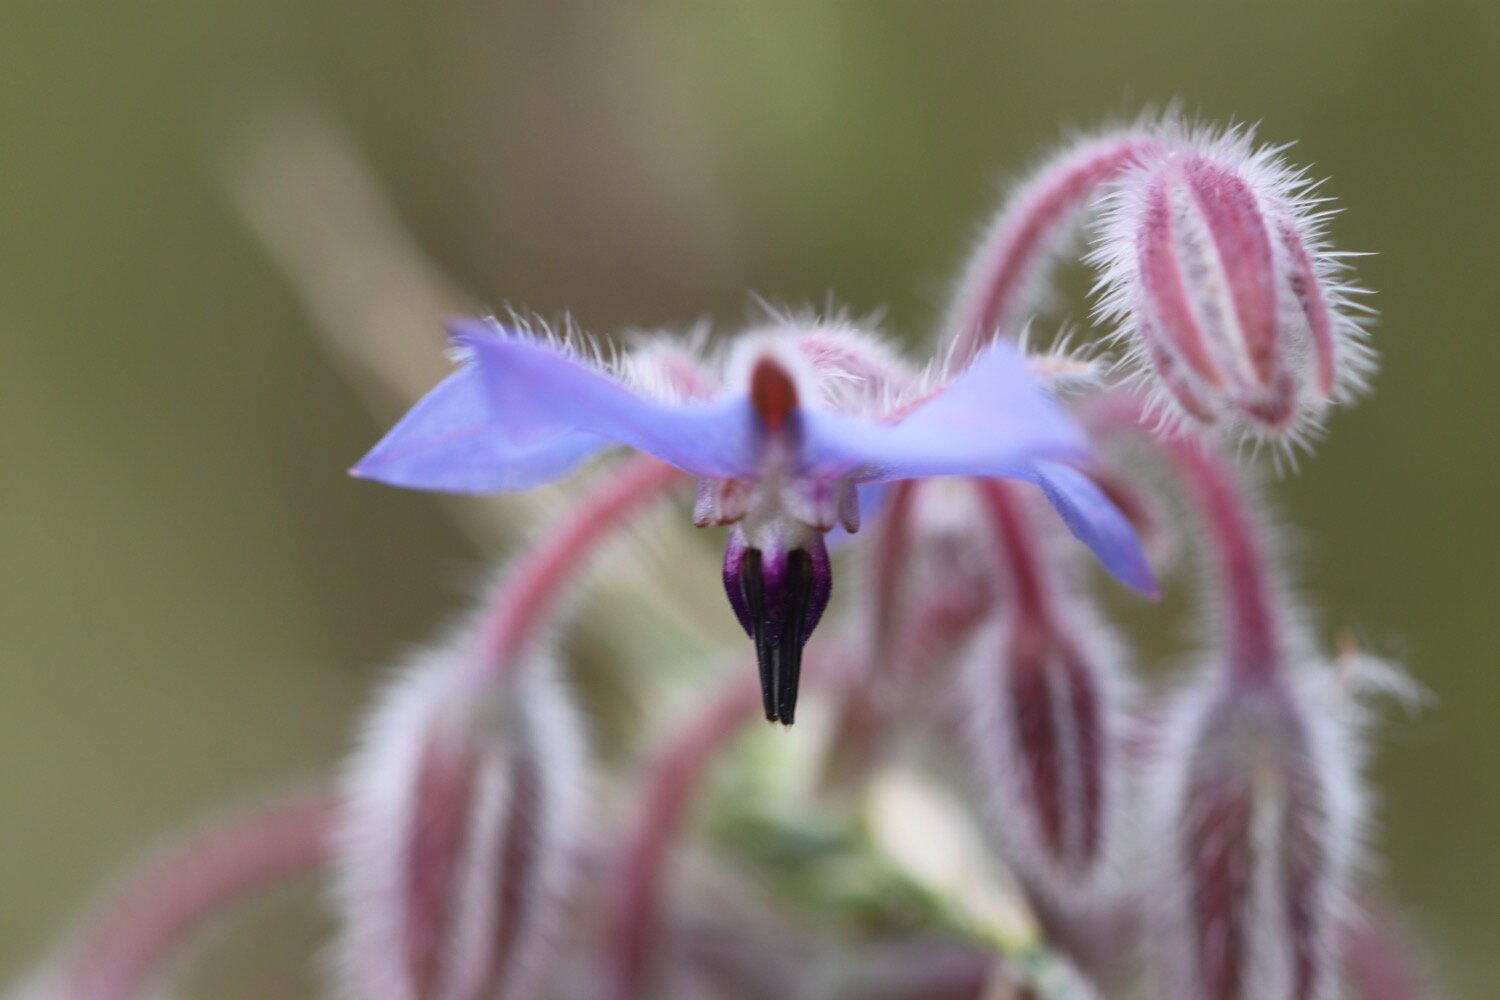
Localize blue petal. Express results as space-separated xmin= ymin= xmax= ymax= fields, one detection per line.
xmin=799 ymin=340 xmax=1088 ymax=481
xmin=1030 ymin=461 xmax=1158 ymax=596
xmin=455 ymin=323 xmax=760 ymax=480
xmin=351 ymin=364 xmax=606 ymax=492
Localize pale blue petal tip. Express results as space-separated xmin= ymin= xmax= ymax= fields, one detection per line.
xmin=1034 ymin=461 xmax=1159 ymax=597
xmin=351 ymin=363 xmax=605 ymax=494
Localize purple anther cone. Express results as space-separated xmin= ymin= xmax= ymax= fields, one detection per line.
xmin=722 ymin=527 xmax=832 ymax=725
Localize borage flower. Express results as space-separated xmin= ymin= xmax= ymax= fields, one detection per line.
xmin=354 ymin=317 xmax=1154 ymax=723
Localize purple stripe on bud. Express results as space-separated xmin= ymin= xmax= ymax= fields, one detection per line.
xmin=1006 ymin=627 xmax=1106 ymax=873
xmin=1273 ymin=213 xmax=1339 ymax=397
xmin=404 ymin=736 xmax=479 ymax=996
xmin=334 ymin=634 xmax=585 ymax=1000
xmin=963 ymin=482 xmax=1125 ymax=892
xmin=1149 ymin=683 xmax=1347 ymax=1000
xmin=1135 ymin=154 xmax=1291 ymax=427
xmin=1092 ymin=125 xmax=1373 ymax=445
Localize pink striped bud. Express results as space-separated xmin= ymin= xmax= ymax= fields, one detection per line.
xmin=1146 ymin=677 xmax=1361 ymax=1000
xmin=961 ymin=482 xmax=1127 ymax=893
xmin=962 ymin=615 xmax=1125 ymax=894
xmin=333 ymin=628 xmax=586 ymax=1000
xmin=1092 ymin=127 xmax=1373 ymax=445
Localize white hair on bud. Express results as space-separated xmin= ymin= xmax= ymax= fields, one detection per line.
xmin=1088 ymin=116 xmax=1376 ymax=455
xmin=329 ymin=614 xmax=587 ymax=1000
xmin=617 ymin=325 xmax=719 ymax=403
xmin=1139 ymin=651 xmax=1367 ymax=1000
xmin=958 ymin=591 xmax=1136 ymax=904
xmin=1017 ymin=324 xmax=1112 ymax=397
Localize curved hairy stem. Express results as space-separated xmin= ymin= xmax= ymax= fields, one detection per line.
xmin=1087 ymin=394 xmax=1281 ymax=684
xmin=947 ymin=133 xmax=1156 ymax=364
xmin=476 ymin=457 xmax=683 ymax=681
xmin=45 ymin=787 xmax=337 ymax=1000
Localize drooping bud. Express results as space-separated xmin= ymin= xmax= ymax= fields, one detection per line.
xmin=962 ymin=481 xmax=1127 ymax=893
xmin=1146 ymin=676 xmax=1358 ymax=1000
xmin=334 ymin=628 xmax=586 ymax=1000
xmin=722 ymin=526 xmax=832 ymax=724
xmin=1092 ymin=127 xmax=1373 ymax=444
xmin=1124 ymin=421 xmax=1364 ymax=998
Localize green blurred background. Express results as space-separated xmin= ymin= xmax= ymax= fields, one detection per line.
xmin=3 ymin=2 xmax=1494 ymax=996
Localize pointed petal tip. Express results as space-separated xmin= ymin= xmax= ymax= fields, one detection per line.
xmin=346 ymin=450 xmax=401 ymax=487
xmin=1129 ymin=568 xmax=1163 ymax=600
xmin=1032 ymin=461 xmax=1159 ymax=598
xmin=1102 ymin=542 xmax=1159 ymax=599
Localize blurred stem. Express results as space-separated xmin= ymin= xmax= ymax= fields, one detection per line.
xmin=606 ymin=672 xmax=762 ymax=1000
xmin=1086 ymin=394 xmax=1281 ymax=685
xmin=477 ymin=457 xmax=683 ymax=681
xmin=868 ymin=480 xmax=918 ymax=676
xmin=975 ymin=479 xmax=1051 ymax=627
xmin=47 ymin=787 xmax=337 ymax=1000
xmin=946 ymin=133 xmax=1154 ymax=363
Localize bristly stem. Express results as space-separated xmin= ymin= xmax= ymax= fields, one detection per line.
xmin=948 ymin=134 xmax=1155 ymax=364
xmin=1168 ymin=436 xmax=1280 ymax=681
xmin=868 ymin=480 xmax=918 ymax=672
xmin=975 ymin=479 xmax=1052 ymax=628
xmin=1087 ymin=395 xmax=1280 ymax=685
xmin=49 ymin=787 xmax=338 ymax=1000
xmin=477 ymin=457 xmax=683 ymax=680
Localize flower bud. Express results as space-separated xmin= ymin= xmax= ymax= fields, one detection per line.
xmin=1092 ymin=127 xmax=1372 ymax=444
xmin=1146 ymin=676 xmax=1360 ymax=1000
xmin=333 ymin=629 xmax=586 ymax=1000
xmin=962 ymin=614 xmax=1125 ymax=896
xmin=961 ymin=482 xmax=1128 ymax=893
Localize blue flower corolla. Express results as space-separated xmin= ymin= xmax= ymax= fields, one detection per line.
xmin=354 ymin=319 xmax=1155 ymax=722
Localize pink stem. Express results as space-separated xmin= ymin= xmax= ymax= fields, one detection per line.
xmin=869 ymin=480 xmax=919 ymax=670
xmin=51 ymin=787 xmax=338 ymax=1000
xmin=1169 ymin=437 xmax=1279 ymax=680
xmin=1087 ymin=395 xmax=1279 ymax=684
xmin=477 ymin=457 xmax=683 ymax=680
xmin=605 ymin=673 xmax=763 ymax=1000
xmin=948 ymin=134 xmax=1156 ymax=364
xmin=1338 ymin=903 xmax=1433 ymax=1000
xmin=975 ymin=480 xmax=1051 ymax=627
